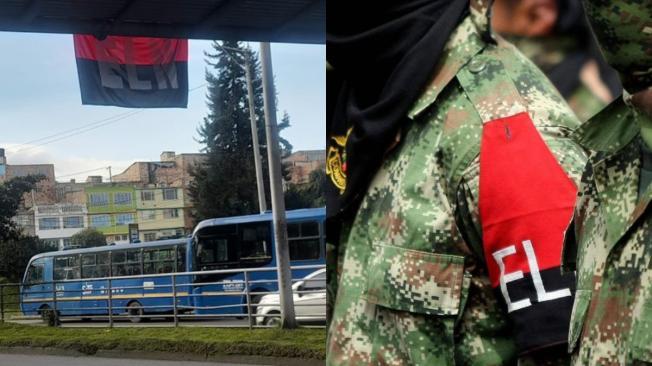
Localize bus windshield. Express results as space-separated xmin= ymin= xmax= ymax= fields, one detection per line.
xmin=194 ymin=222 xmax=271 ymax=270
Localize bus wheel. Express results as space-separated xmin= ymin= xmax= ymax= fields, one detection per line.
xmin=39 ymin=306 xmax=59 ymax=326
xmin=127 ymin=301 xmax=144 ymax=323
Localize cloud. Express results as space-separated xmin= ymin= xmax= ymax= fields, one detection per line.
xmin=1 ymin=143 xmax=146 ymax=183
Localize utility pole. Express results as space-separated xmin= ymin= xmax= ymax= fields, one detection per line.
xmin=259 ymin=42 xmax=296 ymax=329
xmin=217 ymin=43 xmax=267 ymax=214
xmin=108 ymin=166 xmax=112 ymax=183
xmin=244 ymin=51 xmax=267 ymax=213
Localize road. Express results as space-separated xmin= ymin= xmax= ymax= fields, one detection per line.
xmin=0 ymin=354 xmax=264 ymax=366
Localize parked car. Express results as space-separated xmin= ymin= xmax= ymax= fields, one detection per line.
xmin=255 ymin=268 xmax=326 ymax=326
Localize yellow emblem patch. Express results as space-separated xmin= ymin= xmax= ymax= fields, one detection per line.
xmin=326 ymin=128 xmax=352 ymax=194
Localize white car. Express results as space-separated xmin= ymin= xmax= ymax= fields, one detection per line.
xmin=255 ymin=268 xmax=326 ymax=326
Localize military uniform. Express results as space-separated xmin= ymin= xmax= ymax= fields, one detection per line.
xmin=562 ymin=1 xmax=652 ymax=365
xmin=327 ymin=1 xmax=587 ymax=365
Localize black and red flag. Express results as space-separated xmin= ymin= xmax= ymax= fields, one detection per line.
xmin=73 ymin=35 xmax=188 ymax=108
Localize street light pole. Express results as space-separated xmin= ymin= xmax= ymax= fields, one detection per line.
xmin=243 ymin=51 xmax=267 ymax=213
xmin=217 ymin=43 xmax=267 ymax=214
xmin=259 ymin=42 xmax=296 ymax=329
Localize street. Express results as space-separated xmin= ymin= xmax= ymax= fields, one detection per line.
xmin=0 ymin=354 xmax=264 ymax=366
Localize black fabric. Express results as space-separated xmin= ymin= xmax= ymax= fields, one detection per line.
xmin=326 ymin=0 xmax=470 ymax=232
xmin=76 ymin=59 xmax=188 ymax=108
xmin=494 ymin=267 xmax=577 ymax=354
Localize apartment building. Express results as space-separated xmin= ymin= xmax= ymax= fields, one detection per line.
xmin=135 ymin=186 xmax=185 ymax=241
xmin=85 ymin=185 xmax=136 ymax=244
xmin=33 ymin=204 xmax=88 ymax=250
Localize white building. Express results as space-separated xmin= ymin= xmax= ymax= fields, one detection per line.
xmin=34 ymin=204 xmax=88 ymax=250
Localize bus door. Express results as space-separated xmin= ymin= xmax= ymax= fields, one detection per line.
xmin=21 ymin=257 xmax=51 ymax=315
xmin=192 ymin=228 xmax=240 ymax=314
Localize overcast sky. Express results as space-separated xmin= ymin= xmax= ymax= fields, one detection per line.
xmin=0 ymin=32 xmax=325 ymax=182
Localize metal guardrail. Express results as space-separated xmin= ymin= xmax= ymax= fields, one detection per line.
xmin=0 ymin=264 xmax=326 ymax=329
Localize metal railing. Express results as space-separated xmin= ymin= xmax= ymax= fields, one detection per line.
xmin=0 ymin=264 xmax=326 ymax=329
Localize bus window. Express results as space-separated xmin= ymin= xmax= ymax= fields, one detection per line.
xmin=301 ymin=222 xmax=319 ymax=237
xmin=26 ymin=259 xmax=45 ymax=283
xmin=96 ymin=252 xmax=110 ymax=277
xmin=112 ymin=251 xmax=127 ymax=277
xmin=144 ymin=247 xmax=175 ymax=274
xmin=81 ymin=254 xmax=96 ymax=278
xmin=288 ymin=221 xmax=321 ymax=261
xmin=239 ymin=223 xmax=271 ymax=262
xmin=177 ymin=245 xmax=186 ymax=272
xmin=54 ymin=255 xmax=80 ymax=281
xmin=126 ymin=249 xmax=142 ymax=275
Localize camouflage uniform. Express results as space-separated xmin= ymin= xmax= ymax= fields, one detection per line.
xmin=562 ymin=1 xmax=652 ymax=365
xmin=327 ymin=1 xmax=587 ymax=365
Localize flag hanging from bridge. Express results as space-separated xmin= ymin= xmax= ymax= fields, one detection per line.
xmin=73 ymin=35 xmax=188 ymax=108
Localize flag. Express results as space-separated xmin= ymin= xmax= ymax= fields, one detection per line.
xmin=74 ymin=35 xmax=188 ymax=108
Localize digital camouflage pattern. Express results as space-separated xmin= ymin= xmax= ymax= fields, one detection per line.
xmin=582 ymin=0 xmax=652 ymax=93
xmin=564 ymin=97 xmax=652 ymax=365
xmin=562 ymin=2 xmax=652 ymax=365
xmin=326 ymin=0 xmax=587 ymax=364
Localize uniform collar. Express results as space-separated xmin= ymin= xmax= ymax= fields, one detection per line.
xmin=571 ymin=94 xmax=645 ymax=157
xmin=407 ymin=1 xmax=491 ymax=120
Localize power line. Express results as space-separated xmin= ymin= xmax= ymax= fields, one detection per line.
xmin=12 ymin=83 xmax=208 ymax=154
xmin=56 ymin=166 xmax=111 ymax=179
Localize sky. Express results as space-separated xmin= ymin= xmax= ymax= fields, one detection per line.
xmin=0 ymin=32 xmax=325 ymax=182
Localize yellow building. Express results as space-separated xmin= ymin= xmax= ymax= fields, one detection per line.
xmin=135 ymin=187 xmax=186 ymax=241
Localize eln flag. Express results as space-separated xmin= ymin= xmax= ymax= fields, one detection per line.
xmin=74 ymin=35 xmax=188 ymax=108
xmin=479 ymin=112 xmax=577 ymax=354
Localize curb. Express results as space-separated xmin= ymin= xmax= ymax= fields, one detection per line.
xmin=0 ymin=346 xmax=324 ymax=366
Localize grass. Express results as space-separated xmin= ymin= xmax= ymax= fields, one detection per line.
xmin=0 ymin=322 xmax=326 ymax=360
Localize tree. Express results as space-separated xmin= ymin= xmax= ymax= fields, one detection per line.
xmin=0 ymin=175 xmax=43 ymax=241
xmin=0 ymin=175 xmax=53 ymax=282
xmin=0 ymin=236 xmax=54 ymax=282
xmin=189 ymin=41 xmax=293 ymax=222
xmin=285 ymin=169 xmax=327 ymax=210
xmin=70 ymin=228 xmax=107 ymax=248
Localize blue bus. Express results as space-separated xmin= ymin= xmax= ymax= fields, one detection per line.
xmin=21 ymin=207 xmax=325 ymax=321
xmin=21 ymin=238 xmax=191 ymax=322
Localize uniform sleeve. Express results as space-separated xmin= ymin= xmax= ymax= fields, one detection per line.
xmin=454 ymin=112 xmax=578 ymax=357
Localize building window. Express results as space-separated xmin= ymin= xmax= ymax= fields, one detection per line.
xmin=139 ymin=210 xmax=156 ymax=221
xmin=115 ymin=213 xmax=134 ymax=226
xmin=163 ymin=209 xmax=179 ymax=219
xmin=141 ymin=190 xmax=155 ymax=201
xmin=42 ymin=238 xmax=60 ymax=248
xmin=114 ymin=192 xmax=132 ymax=205
xmin=162 ymin=188 xmax=178 ymax=200
xmin=63 ymin=216 xmax=84 ymax=229
xmin=90 ymin=215 xmax=110 ymax=228
xmin=144 ymin=233 xmax=157 ymax=242
xmin=39 ymin=217 xmax=60 ymax=230
xmin=89 ymin=192 xmax=109 ymax=207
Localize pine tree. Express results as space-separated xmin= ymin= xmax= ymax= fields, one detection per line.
xmin=189 ymin=41 xmax=292 ymax=222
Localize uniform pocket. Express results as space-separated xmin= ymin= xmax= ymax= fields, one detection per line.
xmin=631 ymin=304 xmax=652 ymax=362
xmin=363 ymin=243 xmax=467 ymax=316
xmin=568 ymin=289 xmax=591 ymax=353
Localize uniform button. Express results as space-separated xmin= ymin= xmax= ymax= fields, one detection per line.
xmin=468 ymin=59 xmax=486 ymax=73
